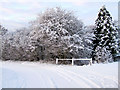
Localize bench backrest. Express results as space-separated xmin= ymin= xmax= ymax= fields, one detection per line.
xmin=56 ymin=58 xmax=92 ymax=65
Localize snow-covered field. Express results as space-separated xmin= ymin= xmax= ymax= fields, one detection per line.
xmin=0 ymin=61 xmax=118 ymax=88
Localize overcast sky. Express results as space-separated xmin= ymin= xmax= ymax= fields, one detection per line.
xmin=0 ymin=0 xmax=119 ymax=32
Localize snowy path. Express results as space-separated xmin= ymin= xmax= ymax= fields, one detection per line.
xmin=0 ymin=61 xmax=118 ymax=88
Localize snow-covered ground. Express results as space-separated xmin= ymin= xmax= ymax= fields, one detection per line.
xmin=0 ymin=61 xmax=119 ymax=88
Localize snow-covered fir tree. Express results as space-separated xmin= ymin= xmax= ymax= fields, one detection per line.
xmin=93 ymin=5 xmax=119 ymax=62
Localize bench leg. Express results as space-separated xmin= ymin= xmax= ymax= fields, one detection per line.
xmin=90 ymin=60 xmax=92 ymax=65
xmin=56 ymin=58 xmax=58 ymax=64
xmin=72 ymin=59 xmax=74 ymax=65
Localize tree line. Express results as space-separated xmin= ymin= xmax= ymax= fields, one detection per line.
xmin=0 ymin=6 xmax=119 ymax=65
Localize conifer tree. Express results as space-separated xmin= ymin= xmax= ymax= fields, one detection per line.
xmin=93 ymin=5 xmax=118 ymax=62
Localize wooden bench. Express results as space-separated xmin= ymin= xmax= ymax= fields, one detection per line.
xmin=56 ymin=58 xmax=92 ymax=65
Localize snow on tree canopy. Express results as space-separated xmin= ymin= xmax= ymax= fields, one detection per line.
xmin=30 ymin=7 xmax=84 ymax=60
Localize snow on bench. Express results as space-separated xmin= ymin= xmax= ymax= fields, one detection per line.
xmin=56 ymin=58 xmax=92 ymax=65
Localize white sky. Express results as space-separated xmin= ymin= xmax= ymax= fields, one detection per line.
xmin=0 ymin=0 xmax=119 ymax=32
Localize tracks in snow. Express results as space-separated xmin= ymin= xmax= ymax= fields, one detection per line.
xmin=44 ymin=66 xmax=101 ymax=88
xmin=1 ymin=62 xmax=118 ymax=88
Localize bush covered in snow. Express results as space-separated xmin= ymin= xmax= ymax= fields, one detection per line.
xmin=2 ymin=28 xmax=33 ymax=61
xmin=0 ymin=25 xmax=8 ymax=59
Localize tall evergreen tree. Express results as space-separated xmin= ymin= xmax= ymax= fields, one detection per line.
xmin=92 ymin=5 xmax=118 ymax=62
